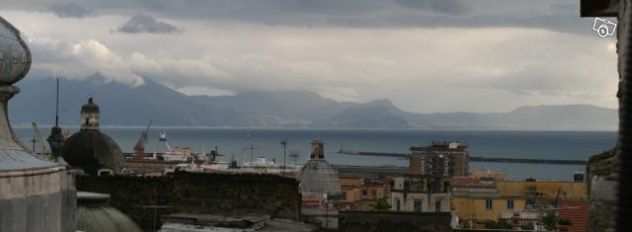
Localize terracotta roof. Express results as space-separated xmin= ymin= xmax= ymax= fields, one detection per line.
xmin=559 ymin=200 xmax=588 ymax=232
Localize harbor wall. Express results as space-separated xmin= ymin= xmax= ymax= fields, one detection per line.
xmin=76 ymin=172 xmax=301 ymax=230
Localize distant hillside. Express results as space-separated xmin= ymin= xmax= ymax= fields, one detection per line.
xmin=405 ymin=105 xmax=616 ymax=131
xmin=10 ymin=76 xmax=617 ymax=130
xmin=313 ymin=99 xmax=410 ymax=129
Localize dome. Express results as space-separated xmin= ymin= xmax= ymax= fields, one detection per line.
xmin=0 ymin=17 xmax=31 ymax=85
xmin=76 ymin=192 xmax=142 ymax=232
xmin=298 ymin=160 xmax=342 ymax=195
xmin=62 ymin=130 xmax=125 ymax=175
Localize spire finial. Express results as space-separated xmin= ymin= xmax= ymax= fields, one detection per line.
xmin=54 ymin=78 xmax=59 ymax=127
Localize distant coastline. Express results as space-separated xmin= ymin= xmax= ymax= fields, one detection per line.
xmin=11 ymin=124 xmax=618 ymax=132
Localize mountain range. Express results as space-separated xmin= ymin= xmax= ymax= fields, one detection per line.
xmin=9 ymin=76 xmax=617 ymax=131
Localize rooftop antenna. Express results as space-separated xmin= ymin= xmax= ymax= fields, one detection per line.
xmin=54 ymin=78 xmax=60 ymax=127
xmin=47 ymin=76 xmax=64 ymax=161
xmin=281 ymin=139 xmax=288 ymax=170
xmin=249 ymin=144 xmax=255 ymax=163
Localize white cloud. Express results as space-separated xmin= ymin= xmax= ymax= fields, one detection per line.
xmin=176 ymin=86 xmax=235 ymax=97
xmin=0 ymin=9 xmax=619 ymax=113
xmin=28 ymin=38 xmax=144 ymax=86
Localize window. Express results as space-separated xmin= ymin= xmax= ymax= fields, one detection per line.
xmin=485 ymin=199 xmax=493 ymax=210
xmin=395 ymin=198 xmax=401 ymax=212
xmin=526 ymin=199 xmax=535 ymax=209
xmin=435 ymin=200 xmax=442 ymax=212
xmin=362 ymin=189 xmax=367 ymax=196
xmin=414 ymin=200 xmax=423 ymax=212
xmin=507 ymin=200 xmax=514 ymax=209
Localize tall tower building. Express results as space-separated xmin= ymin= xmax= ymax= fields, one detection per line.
xmin=408 ymin=141 xmax=469 ymax=177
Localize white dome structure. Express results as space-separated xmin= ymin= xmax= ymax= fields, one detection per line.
xmin=298 ymin=140 xmax=341 ymax=197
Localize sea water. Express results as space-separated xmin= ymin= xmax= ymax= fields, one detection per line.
xmin=16 ymin=128 xmax=616 ymax=181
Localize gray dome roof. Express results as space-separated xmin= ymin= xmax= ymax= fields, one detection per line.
xmin=298 ymin=160 xmax=341 ymax=195
xmin=0 ymin=149 xmax=59 ymax=171
xmin=62 ymin=129 xmax=124 ymax=175
xmin=77 ymin=192 xmax=142 ymax=232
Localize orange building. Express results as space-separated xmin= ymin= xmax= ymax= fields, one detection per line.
xmin=338 ymin=176 xmax=389 ymax=210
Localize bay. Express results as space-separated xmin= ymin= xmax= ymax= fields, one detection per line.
xmin=15 ymin=127 xmax=616 ymax=181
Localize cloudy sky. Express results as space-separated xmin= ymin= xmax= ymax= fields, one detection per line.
xmin=0 ymin=0 xmax=619 ymax=113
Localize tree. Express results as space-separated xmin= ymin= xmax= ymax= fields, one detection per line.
xmin=372 ymin=198 xmax=391 ymax=211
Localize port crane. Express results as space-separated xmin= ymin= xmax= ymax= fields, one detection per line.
xmin=133 ymin=120 xmax=152 ymax=159
xmin=31 ymin=122 xmax=51 ymax=156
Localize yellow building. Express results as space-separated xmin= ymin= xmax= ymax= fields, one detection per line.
xmin=451 ymin=177 xmax=526 ymax=223
xmin=497 ymin=180 xmax=587 ymax=202
xmin=450 ymin=177 xmax=587 ymax=226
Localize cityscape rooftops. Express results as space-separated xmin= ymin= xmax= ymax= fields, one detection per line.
xmin=159 ymin=213 xmax=316 ymax=232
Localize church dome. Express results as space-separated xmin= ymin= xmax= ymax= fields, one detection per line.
xmin=62 ymin=130 xmax=125 ymax=175
xmin=76 ymin=192 xmax=143 ymax=232
xmin=299 ymin=159 xmax=342 ymax=195
xmin=298 ymin=140 xmax=341 ymax=196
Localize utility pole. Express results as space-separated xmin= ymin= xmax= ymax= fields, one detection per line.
xmin=31 ymin=137 xmax=36 ymax=153
xmin=281 ymin=140 xmax=287 ymax=170
xmin=47 ymin=78 xmax=64 ymax=161
xmin=249 ymin=144 xmax=255 ymax=162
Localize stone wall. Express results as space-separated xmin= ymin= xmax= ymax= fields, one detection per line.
xmin=124 ymin=159 xmax=179 ymax=175
xmin=76 ymin=172 xmax=301 ymax=231
xmin=0 ymin=168 xmax=76 ymax=232
xmin=586 ymin=149 xmax=617 ymax=232
xmin=339 ymin=211 xmax=453 ymax=232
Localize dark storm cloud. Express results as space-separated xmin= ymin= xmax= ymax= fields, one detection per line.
xmin=4 ymin=0 xmax=591 ymax=34
xmin=395 ymin=0 xmax=468 ymax=15
xmin=117 ymin=14 xmax=179 ymax=34
xmin=49 ymin=2 xmax=92 ymax=18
